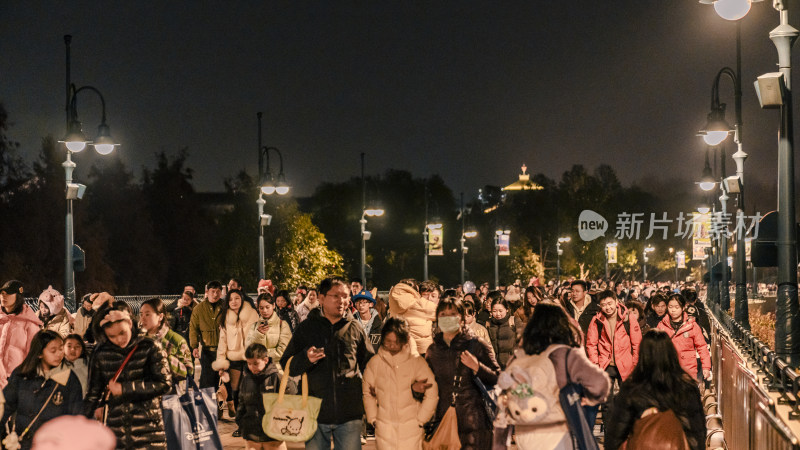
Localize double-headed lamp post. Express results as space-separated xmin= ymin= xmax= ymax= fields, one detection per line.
xmin=256 ymin=112 xmax=289 ymax=280
xmin=643 ymin=245 xmax=655 ymax=282
xmin=59 ymin=35 xmax=119 ymax=311
xmin=556 ymin=237 xmax=571 ymax=284
xmin=494 ymin=229 xmax=510 ymax=288
xmin=361 ymin=208 xmax=385 ymax=284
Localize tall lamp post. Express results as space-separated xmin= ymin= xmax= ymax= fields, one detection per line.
xmin=256 ymin=112 xmax=289 ymax=280
xmin=676 ymin=250 xmax=686 ymax=286
xmin=605 ymin=242 xmax=617 ymax=282
xmin=556 ymin=237 xmax=570 ymax=284
xmin=643 ymin=245 xmax=655 ymax=282
xmin=494 ymin=229 xmax=510 ymax=288
xmin=458 ymin=192 xmax=477 ymax=285
xmin=60 ymin=35 xmax=119 ymax=311
xmin=361 ymin=208 xmax=385 ymax=284
xmin=423 ymin=222 xmax=442 ymax=281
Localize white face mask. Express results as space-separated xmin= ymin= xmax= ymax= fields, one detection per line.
xmin=438 ymin=316 xmax=461 ymax=333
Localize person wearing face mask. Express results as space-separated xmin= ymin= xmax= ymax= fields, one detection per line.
xmin=1 ymin=331 xmax=83 ymax=450
xmin=362 ymin=317 xmax=438 ymax=450
xmin=37 ymin=286 xmax=72 ymax=339
xmin=425 ymin=293 xmax=500 ymax=449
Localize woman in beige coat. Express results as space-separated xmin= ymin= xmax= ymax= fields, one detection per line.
xmin=363 ymin=317 xmax=438 ymax=450
xmin=244 ymin=293 xmax=291 ymax=363
xmin=388 ymin=281 xmax=437 ymax=355
xmin=212 ymin=289 xmax=259 ymax=425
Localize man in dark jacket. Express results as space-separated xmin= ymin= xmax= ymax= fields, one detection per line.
xmin=189 ymin=280 xmax=223 ymax=389
xmin=281 ymin=276 xmax=373 ymax=450
xmin=564 ymin=279 xmax=602 ymax=334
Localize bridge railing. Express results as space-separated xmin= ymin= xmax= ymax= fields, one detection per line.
xmin=708 ymin=302 xmax=800 ymax=449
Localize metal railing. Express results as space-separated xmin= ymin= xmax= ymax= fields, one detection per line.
xmin=26 ymin=294 xmax=181 ymax=316
xmin=707 ymin=301 xmax=800 ymax=449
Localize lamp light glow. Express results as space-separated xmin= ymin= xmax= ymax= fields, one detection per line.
xmin=261 ymin=185 xmax=276 ymax=195
xmin=713 ymin=0 xmax=751 ymax=21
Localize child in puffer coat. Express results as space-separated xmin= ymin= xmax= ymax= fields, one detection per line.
xmin=38 ymin=286 xmax=72 ymax=338
xmin=363 ymin=317 xmax=438 ymax=450
xmin=388 ymin=282 xmax=437 ymax=355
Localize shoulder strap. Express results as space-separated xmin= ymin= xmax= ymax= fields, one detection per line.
xmin=19 ymin=382 xmax=60 ymax=439
xmin=596 ymin=318 xmax=603 ymax=338
xmin=623 ymin=319 xmax=631 ymax=336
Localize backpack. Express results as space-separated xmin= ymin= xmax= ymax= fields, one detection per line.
xmin=496 ymin=345 xmax=565 ymax=426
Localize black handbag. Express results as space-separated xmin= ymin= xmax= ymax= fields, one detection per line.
xmin=558 ymin=348 xmax=599 ymax=450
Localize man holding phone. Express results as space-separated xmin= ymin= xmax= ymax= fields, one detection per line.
xmin=281 ymin=276 xmax=373 ymax=449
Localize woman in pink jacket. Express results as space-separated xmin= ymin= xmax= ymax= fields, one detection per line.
xmin=656 ymin=293 xmax=711 ymax=381
xmin=0 ymin=280 xmax=42 ymax=388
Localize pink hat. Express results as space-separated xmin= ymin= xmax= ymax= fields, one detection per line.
xmin=32 ymin=415 xmax=116 ymax=450
xmin=258 ymin=279 xmax=275 ymax=295
xmin=38 ymin=286 xmax=64 ymax=316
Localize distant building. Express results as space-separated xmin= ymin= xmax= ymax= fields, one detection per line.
xmin=502 ymin=164 xmax=543 ymax=192
xmin=481 ymin=164 xmax=543 ymax=213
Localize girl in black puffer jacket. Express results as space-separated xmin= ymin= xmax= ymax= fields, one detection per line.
xmin=237 ymin=343 xmax=297 ymax=447
xmin=486 ymin=297 xmax=517 ymax=369
xmin=83 ymin=308 xmax=172 ymax=449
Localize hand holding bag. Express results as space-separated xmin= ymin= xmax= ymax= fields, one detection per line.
xmin=262 ymin=356 xmax=322 ymax=442
xmin=162 ymin=377 xmax=224 ymax=450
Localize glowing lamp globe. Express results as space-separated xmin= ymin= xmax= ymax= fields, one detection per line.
xmin=714 ymin=0 xmax=751 ymax=21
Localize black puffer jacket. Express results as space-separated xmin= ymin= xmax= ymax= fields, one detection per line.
xmin=168 ymin=304 xmax=194 ymax=342
xmin=425 ymin=330 xmax=500 ymax=450
xmin=236 ymin=362 xmax=297 ymax=442
xmin=84 ymin=335 xmax=172 ymax=449
xmin=487 ymin=315 xmax=516 ymax=368
xmin=280 ymin=314 xmax=372 ymax=425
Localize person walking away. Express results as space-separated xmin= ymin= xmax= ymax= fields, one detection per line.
xmin=245 ymin=293 xmax=291 ymax=363
xmin=82 ymin=308 xmax=172 ymax=448
xmin=189 ymin=280 xmax=223 ymax=389
xmin=585 ymin=290 xmax=642 ymax=423
xmin=1 ymin=331 xmax=83 ymax=450
xmin=656 ymin=294 xmax=711 ymax=382
xmin=353 ymin=289 xmax=382 ymax=350
xmin=486 ymin=297 xmax=516 ymax=369
xmin=63 ymin=334 xmax=89 ymax=396
xmin=604 ymin=330 xmax=705 ymax=450
xmin=37 ymin=286 xmax=72 ymax=338
xmin=140 ymin=297 xmax=193 ymax=394
xmin=0 ymin=280 xmax=42 ymax=389
xmin=72 ymin=294 xmax=94 ymax=338
xmin=237 ymin=343 xmax=297 ymax=450
xmin=508 ymin=303 xmax=610 ymax=450
xmin=213 ymin=289 xmax=259 ymax=433
xmin=388 ymin=280 xmax=436 ymax=356
xmin=362 ymin=317 xmax=438 ymax=450
xmin=280 ymin=276 xmax=373 ymax=450
xmin=425 ymin=295 xmax=501 ymax=449
xmin=296 ymin=289 xmax=320 ymax=323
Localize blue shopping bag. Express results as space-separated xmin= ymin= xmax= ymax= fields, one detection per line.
xmin=163 ymin=378 xmax=224 ymax=450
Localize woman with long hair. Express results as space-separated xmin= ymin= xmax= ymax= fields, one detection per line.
xmin=274 ymin=290 xmax=299 ymax=332
xmin=0 ymin=280 xmax=42 ymax=389
xmin=1 ymin=331 xmax=83 ymax=450
xmin=140 ymin=297 xmax=193 ymax=393
xmin=513 ymin=286 xmax=540 ymax=336
xmin=605 ymin=329 xmax=706 ymax=450
xmin=656 ymin=294 xmax=711 ymax=381
xmin=212 ymin=289 xmax=258 ymax=431
xmin=244 ymin=293 xmax=291 ymax=363
xmin=82 ymin=307 xmax=172 ymax=448
xmin=425 ymin=295 xmax=500 ymax=449
xmin=510 ymin=303 xmax=609 ymax=449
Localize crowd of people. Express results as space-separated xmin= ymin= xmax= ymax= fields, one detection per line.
xmin=0 ymin=273 xmax=714 ymax=449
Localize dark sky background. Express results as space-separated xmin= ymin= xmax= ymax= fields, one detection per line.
xmin=0 ymin=2 xmax=796 ymax=214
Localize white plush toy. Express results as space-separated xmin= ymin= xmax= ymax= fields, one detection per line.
xmin=496 ymin=365 xmax=550 ymax=425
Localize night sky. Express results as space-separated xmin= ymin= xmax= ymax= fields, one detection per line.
xmin=0 ymin=2 xmax=795 ymax=212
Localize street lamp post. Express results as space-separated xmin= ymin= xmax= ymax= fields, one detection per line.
xmin=494 ymin=229 xmax=510 ymax=288
xmin=643 ymin=245 xmax=655 ymax=282
xmin=361 ymin=208 xmax=385 ymax=284
xmin=605 ymin=242 xmax=616 ymax=282
xmin=60 ymin=35 xmax=118 ymax=311
xmin=556 ymin=237 xmax=570 ymax=285
xmin=256 ymin=112 xmax=289 ymax=280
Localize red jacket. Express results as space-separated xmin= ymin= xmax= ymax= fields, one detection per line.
xmin=657 ymin=313 xmax=711 ymax=379
xmin=585 ymin=305 xmax=642 ymax=380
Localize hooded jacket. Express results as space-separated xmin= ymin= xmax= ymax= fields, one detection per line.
xmin=280 ymin=313 xmax=373 ymax=425
xmin=657 ymin=313 xmax=712 ymax=379
xmin=585 ymin=304 xmax=642 ymax=381
xmin=213 ymin=302 xmax=259 ymax=370
xmin=244 ymin=312 xmax=291 ymax=362
xmin=1 ymin=364 xmax=83 ymax=450
xmin=83 ymin=335 xmax=172 ymax=448
xmin=295 ymin=298 xmax=319 ymax=323
xmin=41 ymin=309 xmax=72 ymax=339
xmin=0 ymin=304 xmax=42 ymax=389
xmin=363 ymin=345 xmax=438 ymax=450
xmin=354 ymin=307 xmax=383 ymax=348
xmin=388 ymin=283 xmax=437 ymax=355
xmin=38 ymin=287 xmax=72 ymax=338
